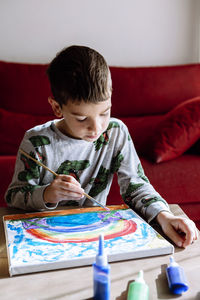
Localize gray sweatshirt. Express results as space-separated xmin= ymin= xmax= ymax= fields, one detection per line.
xmin=5 ymin=117 xmax=170 ymax=223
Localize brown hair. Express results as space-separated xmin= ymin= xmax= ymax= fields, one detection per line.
xmin=47 ymin=45 xmax=111 ymax=106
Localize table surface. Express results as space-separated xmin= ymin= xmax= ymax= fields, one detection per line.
xmin=0 ymin=204 xmax=199 ymax=300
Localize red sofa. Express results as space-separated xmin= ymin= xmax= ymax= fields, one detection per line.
xmin=1 ymin=61 xmax=200 ymax=229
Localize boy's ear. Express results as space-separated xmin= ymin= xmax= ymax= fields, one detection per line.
xmin=48 ymin=97 xmax=63 ymax=118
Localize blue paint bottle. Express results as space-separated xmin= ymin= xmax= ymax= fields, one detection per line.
xmin=166 ymin=256 xmax=189 ymax=295
xmin=93 ymin=234 xmax=110 ymax=300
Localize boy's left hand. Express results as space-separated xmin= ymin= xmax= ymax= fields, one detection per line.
xmin=156 ymin=211 xmax=199 ymax=248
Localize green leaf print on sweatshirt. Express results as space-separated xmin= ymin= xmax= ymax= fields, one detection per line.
xmin=29 ymin=135 xmax=50 ymax=162
xmin=88 ymin=151 xmax=123 ymax=198
xmin=17 ymin=136 xmax=50 ymax=182
xmin=29 ymin=136 xmax=50 ymax=148
xmin=89 ymin=166 xmax=110 ymax=198
xmin=141 ymin=196 xmax=167 ymax=207
xmin=93 ymin=121 xmax=120 ymax=151
xmin=122 ymin=182 xmax=144 ymax=204
xmin=56 ymin=160 xmax=90 ymax=182
xmin=6 ymin=184 xmax=39 ymax=205
xmin=18 ymin=152 xmax=41 ymax=182
xmin=110 ymin=151 xmax=124 ymax=173
xmin=107 ymin=121 xmax=120 ymax=131
xmin=137 ymin=163 xmax=149 ymax=183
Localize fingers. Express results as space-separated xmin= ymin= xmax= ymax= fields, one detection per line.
xmin=59 ymin=174 xmax=81 ymax=186
xmin=44 ymin=175 xmax=85 ymax=204
xmin=57 ymin=174 xmax=84 ymax=195
xmin=164 ymin=224 xmax=185 ymax=248
xmin=157 ymin=211 xmax=198 ymax=248
xmin=180 ymin=219 xmax=199 ymax=248
xmin=166 ymin=218 xmax=198 ymax=248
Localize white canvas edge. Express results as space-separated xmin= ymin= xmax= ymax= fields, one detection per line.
xmin=3 ymin=216 xmax=13 ymax=277
xmin=9 ymin=243 xmax=174 ymax=276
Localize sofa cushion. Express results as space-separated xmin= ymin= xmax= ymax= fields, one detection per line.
xmin=141 ymin=155 xmax=200 ymax=205
xmin=110 ymin=64 xmax=200 ymax=117
xmin=0 ymin=108 xmax=54 ymax=155
xmin=120 ymin=116 xmax=163 ymax=155
xmin=148 ymin=97 xmax=200 ymax=163
xmin=0 ymin=155 xmax=16 ymax=207
xmin=0 ymin=60 xmax=52 ymax=115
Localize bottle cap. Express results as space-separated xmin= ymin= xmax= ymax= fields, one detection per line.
xmin=166 ymin=256 xmax=189 ymax=295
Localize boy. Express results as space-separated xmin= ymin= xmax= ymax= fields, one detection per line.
xmin=5 ymin=45 xmax=198 ymax=248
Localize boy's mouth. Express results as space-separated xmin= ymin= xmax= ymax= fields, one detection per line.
xmin=85 ymin=134 xmax=100 ymax=141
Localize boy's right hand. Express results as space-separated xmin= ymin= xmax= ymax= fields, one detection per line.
xmin=43 ymin=174 xmax=84 ymax=204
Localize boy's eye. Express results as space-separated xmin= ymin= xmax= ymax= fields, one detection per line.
xmin=76 ymin=110 xmax=110 ymax=122
xmin=100 ymin=111 xmax=110 ymax=117
xmin=76 ymin=118 xmax=87 ymax=122
xmin=101 ymin=112 xmax=109 ymax=116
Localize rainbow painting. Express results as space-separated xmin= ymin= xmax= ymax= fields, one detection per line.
xmin=3 ymin=205 xmax=174 ymax=276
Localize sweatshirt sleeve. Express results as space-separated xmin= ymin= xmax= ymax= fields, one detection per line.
xmin=5 ymin=132 xmax=57 ymax=211
xmin=116 ymin=122 xmax=171 ymax=223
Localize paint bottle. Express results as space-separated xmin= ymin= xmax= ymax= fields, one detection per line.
xmin=166 ymin=256 xmax=189 ymax=295
xmin=127 ymin=270 xmax=149 ymax=300
xmin=93 ymin=234 xmax=110 ymax=300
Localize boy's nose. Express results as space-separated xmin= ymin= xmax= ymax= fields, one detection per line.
xmin=88 ymin=120 xmax=100 ymax=133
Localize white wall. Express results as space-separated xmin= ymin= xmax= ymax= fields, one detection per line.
xmin=0 ymin=0 xmax=199 ymax=66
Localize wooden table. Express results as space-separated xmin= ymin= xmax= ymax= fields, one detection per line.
xmin=0 ymin=205 xmax=199 ymax=300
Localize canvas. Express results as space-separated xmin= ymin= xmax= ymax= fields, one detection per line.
xmin=3 ymin=204 xmax=174 ymax=276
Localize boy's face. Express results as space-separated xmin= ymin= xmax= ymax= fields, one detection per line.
xmin=49 ymin=98 xmax=111 ymax=142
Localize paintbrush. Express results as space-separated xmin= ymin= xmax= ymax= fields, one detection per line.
xmin=19 ymin=148 xmax=110 ymax=211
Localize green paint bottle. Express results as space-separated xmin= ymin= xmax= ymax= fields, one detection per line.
xmin=127 ymin=270 xmax=149 ymax=300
